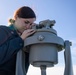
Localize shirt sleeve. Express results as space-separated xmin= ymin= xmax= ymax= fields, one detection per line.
xmin=0 ymin=26 xmax=24 ymax=64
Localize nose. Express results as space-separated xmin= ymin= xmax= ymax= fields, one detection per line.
xmin=26 ymin=24 xmax=32 ymax=29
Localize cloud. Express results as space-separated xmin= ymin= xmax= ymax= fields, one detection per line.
xmin=27 ymin=65 xmax=76 ymax=75
xmin=68 ymin=38 xmax=76 ymax=65
xmin=47 ymin=65 xmax=76 ymax=75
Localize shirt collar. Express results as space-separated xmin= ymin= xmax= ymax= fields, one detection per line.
xmin=8 ymin=24 xmax=17 ymax=31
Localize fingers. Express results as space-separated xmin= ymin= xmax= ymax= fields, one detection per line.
xmin=28 ymin=29 xmax=36 ymax=35
xmin=20 ymin=29 xmax=36 ymax=40
xmin=27 ymin=29 xmax=35 ymax=33
xmin=26 ymin=29 xmax=36 ymax=36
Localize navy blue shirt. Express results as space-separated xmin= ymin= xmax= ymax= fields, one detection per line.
xmin=0 ymin=25 xmax=24 ymax=75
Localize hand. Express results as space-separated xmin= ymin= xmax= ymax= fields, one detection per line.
xmin=20 ymin=29 xmax=36 ymax=40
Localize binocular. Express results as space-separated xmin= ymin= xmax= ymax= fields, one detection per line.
xmin=32 ymin=19 xmax=56 ymax=29
xmin=16 ymin=19 xmax=73 ymax=75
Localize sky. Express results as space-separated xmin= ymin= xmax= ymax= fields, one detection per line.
xmin=0 ymin=0 xmax=76 ymax=75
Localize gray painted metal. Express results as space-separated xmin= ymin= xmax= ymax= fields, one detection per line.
xmin=64 ymin=41 xmax=74 ymax=75
xmin=15 ymin=50 xmax=26 ymax=75
xmin=15 ymin=20 xmax=74 ymax=75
